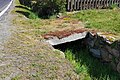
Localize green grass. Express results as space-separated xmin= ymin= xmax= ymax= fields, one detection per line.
xmin=65 ymin=49 xmax=120 ymax=80
xmin=70 ymin=9 xmax=120 ymax=34
xmin=54 ymin=40 xmax=120 ymax=80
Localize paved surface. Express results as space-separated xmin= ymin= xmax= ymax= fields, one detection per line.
xmin=0 ymin=0 xmax=13 ymax=50
xmin=0 ymin=0 xmax=11 ymax=11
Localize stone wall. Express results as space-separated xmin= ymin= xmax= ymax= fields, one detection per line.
xmin=86 ymin=32 xmax=120 ymax=73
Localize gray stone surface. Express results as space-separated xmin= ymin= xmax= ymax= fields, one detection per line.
xmin=46 ymin=32 xmax=88 ymax=45
xmin=112 ymin=49 xmax=119 ymax=58
xmin=117 ymin=62 xmax=120 ymax=73
xmin=100 ymin=48 xmax=111 ymax=62
xmin=45 ymin=28 xmax=120 ymax=73
xmin=89 ymin=48 xmax=101 ymax=58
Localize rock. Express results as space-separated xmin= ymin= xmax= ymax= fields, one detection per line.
xmin=56 ymin=13 xmax=62 ymax=18
xmin=87 ymin=38 xmax=95 ymax=47
xmin=111 ymin=62 xmax=117 ymax=71
xmin=108 ymin=54 xmax=113 ymax=60
xmin=89 ymin=48 xmax=101 ymax=58
xmin=106 ymin=45 xmax=119 ymax=59
xmin=112 ymin=49 xmax=119 ymax=58
xmin=117 ymin=41 xmax=120 ymax=49
xmin=105 ymin=45 xmax=112 ymax=52
xmin=115 ymin=58 xmax=119 ymax=64
xmin=88 ymin=32 xmax=95 ymax=39
xmin=94 ymin=36 xmax=101 ymax=48
xmin=100 ymin=48 xmax=112 ymax=62
xmin=117 ymin=62 xmax=120 ymax=73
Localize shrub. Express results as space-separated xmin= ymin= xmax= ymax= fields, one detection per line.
xmin=32 ymin=0 xmax=66 ymax=18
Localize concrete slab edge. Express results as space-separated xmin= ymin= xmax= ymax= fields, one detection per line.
xmin=46 ymin=31 xmax=88 ymax=46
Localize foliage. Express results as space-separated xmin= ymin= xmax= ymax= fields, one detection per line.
xmin=32 ymin=0 xmax=66 ymax=18
xmin=28 ymin=12 xmax=38 ymax=19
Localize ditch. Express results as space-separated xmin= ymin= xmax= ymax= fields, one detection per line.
xmin=53 ymin=38 xmax=120 ymax=80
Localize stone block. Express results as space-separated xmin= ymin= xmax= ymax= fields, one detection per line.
xmin=89 ymin=48 xmax=101 ymax=58
xmin=111 ymin=62 xmax=117 ymax=71
xmin=117 ymin=62 xmax=120 ymax=73
xmin=100 ymin=48 xmax=112 ymax=62
xmin=112 ymin=49 xmax=119 ymax=58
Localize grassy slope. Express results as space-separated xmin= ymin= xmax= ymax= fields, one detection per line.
xmin=4 ymin=0 xmax=79 ymax=80
xmin=11 ymin=0 xmax=120 ymax=80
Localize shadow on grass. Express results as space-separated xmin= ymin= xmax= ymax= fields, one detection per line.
xmin=53 ymin=39 xmax=120 ymax=80
xmin=15 ymin=5 xmax=50 ymax=19
xmin=15 ymin=5 xmax=32 ymax=18
xmin=16 ymin=11 xmax=30 ymax=18
xmin=15 ymin=6 xmax=31 ymax=11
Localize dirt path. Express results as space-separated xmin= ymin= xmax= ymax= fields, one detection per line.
xmin=0 ymin=1 xmax=79 ymax=80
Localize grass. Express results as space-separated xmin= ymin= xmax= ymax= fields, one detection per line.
xmin=5 ymin=0 xmax=81 ymax=79
xmin=14 ymin=0 xmax=38 ymax=19
xmin=70 ymin=9 xmax=120 ymax=34
xmin=12 ymin=0 xmax=120 ymax=79
xmin=54 ymin=39 xmax=120 ymax=80
xmin=65 ymin=49 xmax=120 ymax=80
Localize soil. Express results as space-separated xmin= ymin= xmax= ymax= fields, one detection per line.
xmin=42 ymin=28 xmax=97 ymax=39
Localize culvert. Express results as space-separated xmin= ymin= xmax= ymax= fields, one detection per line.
xmin=42 ymin=29 xmax=120 ymax=73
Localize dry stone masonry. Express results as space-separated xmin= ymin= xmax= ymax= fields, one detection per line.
xmin=43 ymin=29 xmax=120 ymax=73
xmin=86 ymin=32 xmax=120 ymax=73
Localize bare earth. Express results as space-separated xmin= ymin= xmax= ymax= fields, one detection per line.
xmin=0 ymin=1 xmax=80 ymax=80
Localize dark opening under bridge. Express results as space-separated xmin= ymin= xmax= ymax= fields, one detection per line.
xmin=67 ymin=0 xmax=120 ymax=11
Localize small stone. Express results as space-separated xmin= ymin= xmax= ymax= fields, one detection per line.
xmin=112 ymin=49 xmax=119 ymax=58
xmin=117 ymin=62 xmax=120 ymax=73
